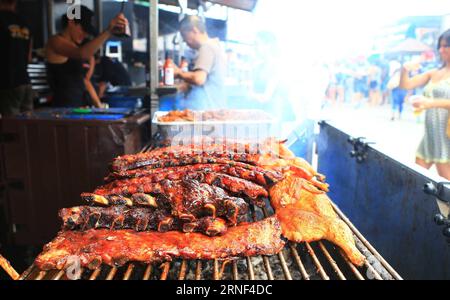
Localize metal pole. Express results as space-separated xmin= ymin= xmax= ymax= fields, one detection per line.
xmin=177 ymin=0 xmax=187 ymax=64
xmin=149 ymin=0 xmax=159 ymax=134
xmin=94 ymin=0 xmax=103 ymax=33
xmin=94 ymin=0 xmax=103 ymax=55
xmin=47 ymin=0 xmax=55 ymax=37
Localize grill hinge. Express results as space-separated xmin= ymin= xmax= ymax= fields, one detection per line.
xmin=424 ymin=182 xmax=450 ymax=241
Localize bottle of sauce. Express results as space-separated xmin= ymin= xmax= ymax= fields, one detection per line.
xmin=163 ymin=52 xmax=175 ymax=86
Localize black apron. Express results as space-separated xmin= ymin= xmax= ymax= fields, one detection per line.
xmin=47 ymin=58 xmax=87 ymax=107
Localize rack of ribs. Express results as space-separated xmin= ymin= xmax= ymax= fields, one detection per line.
xmin=92 ymin=173 xmax=268 ymax=207
xmin=34 ymin=216 xmax=284 ymax=270
xmin=59 ymin=206 xmax=233 ymax=236
xmin=109 ymin=143 xmax=328 ymax=191
xmin=106 ymin=163 xmax=283 ymax=187
xmin=83 ymin=177 xmax=250 ymax=225
xmin=111 ymin=141 xmax=273 ymax=170
xmin=111 ymin=149 xmax=263 ymax=172
xmin=110 ymin=140 xmax=311 ymax=173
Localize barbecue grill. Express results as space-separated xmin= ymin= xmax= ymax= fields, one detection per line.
xmin=3 ymin=202 xmax=401 ymax=280
xmin=1 ymin=141 xmax=402 ymax=281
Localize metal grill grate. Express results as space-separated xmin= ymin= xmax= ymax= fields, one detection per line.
xmin=19 ymin=203 xmax=402 ymax=280
xmin=15 ymin=143 xmax=403 ymax=280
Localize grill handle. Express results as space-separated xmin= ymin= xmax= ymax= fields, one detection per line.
xmin=0 ymin=253 xmax=19 ymax=280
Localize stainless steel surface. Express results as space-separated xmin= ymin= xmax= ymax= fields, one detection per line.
xmin=152 ymin=110 xmax=278 ymax=143
xmin=149 ymin=0 xmax=159 ymax=136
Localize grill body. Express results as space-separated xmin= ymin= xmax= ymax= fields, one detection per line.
xmin=20 ymin=204 xmax=402 ymax=280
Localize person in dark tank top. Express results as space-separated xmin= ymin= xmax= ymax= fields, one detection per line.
xmin=45 ymin=4 xmax=128 ymax=108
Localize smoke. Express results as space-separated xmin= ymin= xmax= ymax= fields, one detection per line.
xmin=233 ymin=0 xmax=447 ymax=126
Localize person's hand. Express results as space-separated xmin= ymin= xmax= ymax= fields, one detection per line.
xmin=177 ymin=81 xmax=191 ymax=93
xmin=173 ymin=65 xmax=182 ymax=77
xmin=402 ymin=61 xmax=421 ymax=72
xmin=411 ymin=96 xmax=432 ymax=110
xmin=107 ymin=13 xmax=129 ymax=34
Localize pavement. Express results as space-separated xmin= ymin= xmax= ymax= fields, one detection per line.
xmin=319 ymin=101 xmax=425 ymax=167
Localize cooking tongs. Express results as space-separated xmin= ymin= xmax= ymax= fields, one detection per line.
xmin=0 ymin=253 xmax=19 ymax=280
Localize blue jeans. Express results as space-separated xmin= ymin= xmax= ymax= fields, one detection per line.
xmin=391 ymin=88 xmax=406 ymax=113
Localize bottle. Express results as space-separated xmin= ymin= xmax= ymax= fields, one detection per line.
xmin=112 ymin=3 xmax=131 ymax=38
xmin=158 ymin=60 xmax=164 ymax=86
xmin=179 ymin=56 xmax=189 ymax=73
xmin=111 ymin=22 xmax=131 ymax=38
xmin=163 ymin=52 xmax=175 ymax=86
xmin=145 ymin=65 xmax=151 ymax=88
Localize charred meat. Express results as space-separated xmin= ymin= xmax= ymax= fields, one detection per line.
xmin=35 ymin=217 xmax=284 ymax=270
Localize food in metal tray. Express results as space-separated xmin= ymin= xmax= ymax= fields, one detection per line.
xmin=157 ymin=109 xmax=273 ymax=122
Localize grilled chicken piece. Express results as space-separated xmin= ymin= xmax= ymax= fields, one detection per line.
xmin=276 ymin=207 xmax=365 ymax=266
xmin=270 ymin=175 xmax=364 ymax=266
xmin=35 ymin=217 xmax=284 ymax=270
xmin=269 ymin=175 xmax=334 ymax=217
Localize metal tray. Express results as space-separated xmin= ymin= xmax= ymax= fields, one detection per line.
xmin=152 ymin=110 xmax=280 ymax=144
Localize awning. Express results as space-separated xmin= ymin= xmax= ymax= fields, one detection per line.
xmin=159 ymin=0 xmax=258 ymax=12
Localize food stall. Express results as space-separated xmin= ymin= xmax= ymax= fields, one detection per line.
xmin=1 ymin=0 xmax=445 ymax=282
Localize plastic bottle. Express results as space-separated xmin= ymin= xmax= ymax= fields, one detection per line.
xmin=163 ymin=52 xmax=175 ymax=86
xmin=158 ymin=60 xmax=163 ymax=86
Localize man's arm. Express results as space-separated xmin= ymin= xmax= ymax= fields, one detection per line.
xmin=84 ymin=79 xmax=102 ymax=108
xmin=84 ymin=57 xmax=102 ymax=108
xmin=176 ymin=43 xmax=214 ymax=86
xmin=98 ymin=81 xmax=107 ymax=99
xmin=177 ymin=69 xmax=208 ymax=86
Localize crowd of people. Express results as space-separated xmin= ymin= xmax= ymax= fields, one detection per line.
xmin=322 ymin=55 xmax=440 ymax=120
xmin=321 ymin=30 xmax=450 ymax=179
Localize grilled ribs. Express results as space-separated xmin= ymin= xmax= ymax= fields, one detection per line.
xmin=35 ymin=216 xmax=284 ymax=270
xmin=83 ymin=177 xmax=250 ymax=225
xmin=59 ymin=206 xmax=231 ymax=236
xmin=111 ymin=149 xmax=263 ymax=172
xmin=110 ymin=142 xmax=328 ymax=191
xmin=111 ymin=141 xmax=269 ymax=170
xmin=94 ymin=172 xmax=268 ymax=206
xmin=106 ymin=163 xmax=283 ymax=187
